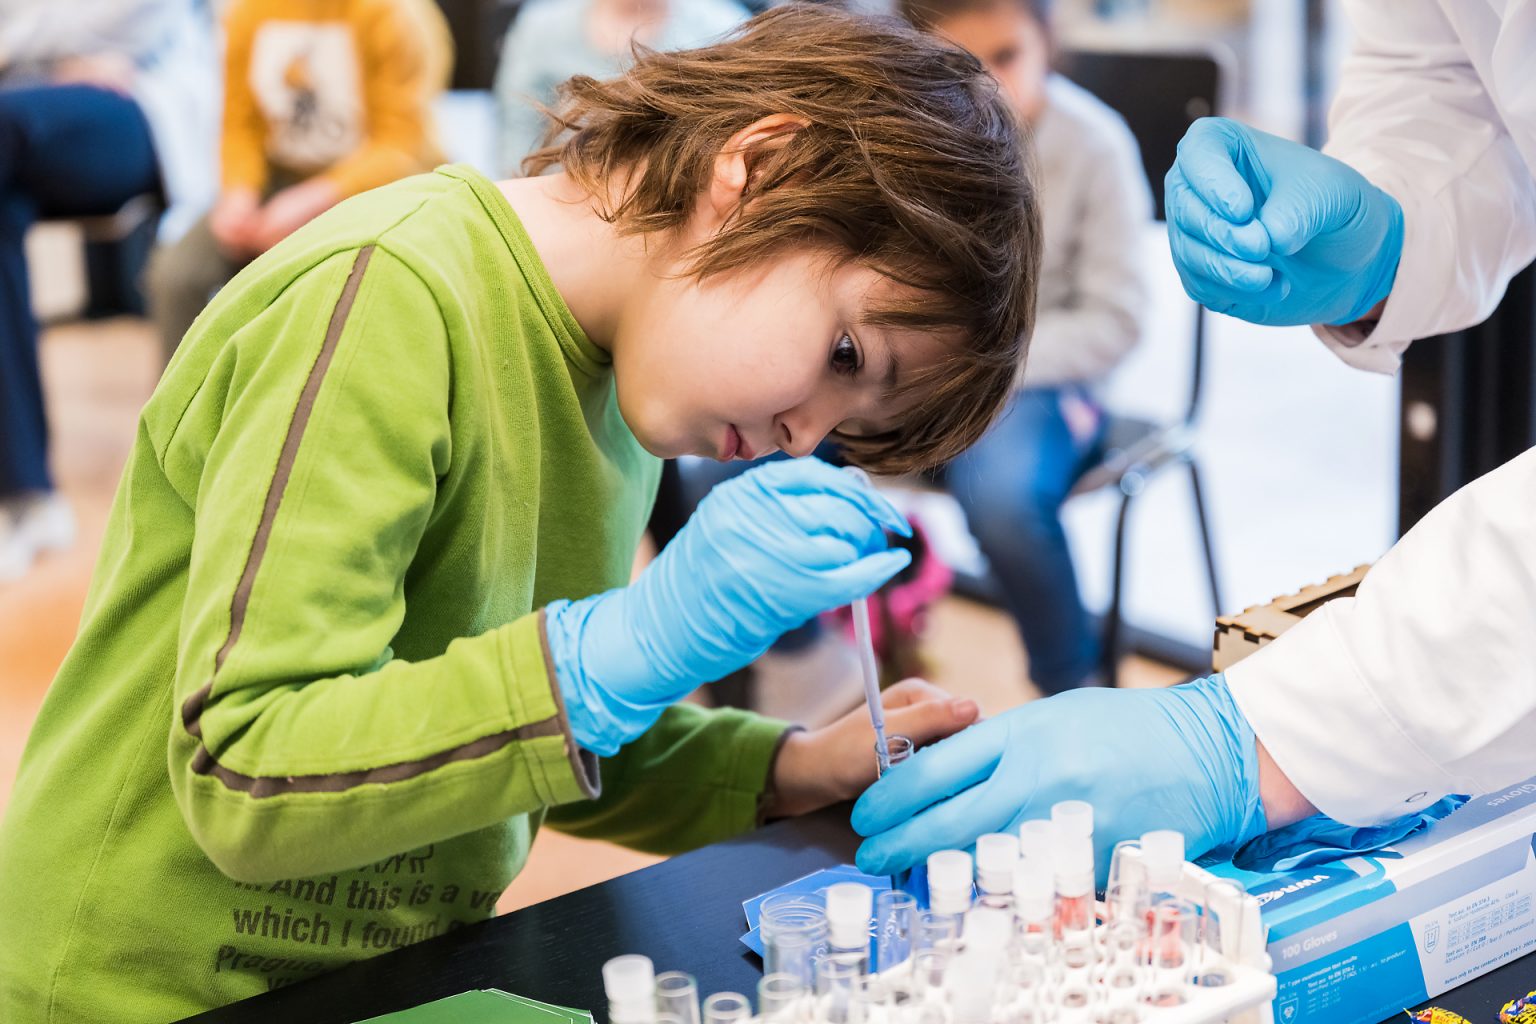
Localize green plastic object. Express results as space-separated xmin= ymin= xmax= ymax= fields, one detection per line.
xmin=354 ymin=989 xmax=595 ymax=1023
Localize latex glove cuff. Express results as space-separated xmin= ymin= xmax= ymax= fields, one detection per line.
xmin=545 ymin=596 xmax=670 ymax=757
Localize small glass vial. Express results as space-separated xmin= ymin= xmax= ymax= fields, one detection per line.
xmin=824 ymin=881 xmax=874 ymax=975
xmin=603 ymin=955 xmax=657 ymax=1024
xmin=877 ymin=734 xmax=914 ymax=777
xmin=975 ymin=832 xmax=1020 ymax=910
xmin=926 ymin=848 xmax=974 ymax=934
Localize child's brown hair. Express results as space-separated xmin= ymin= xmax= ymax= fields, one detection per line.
xmin=524 ymin=4 xmax=1041 ymax=474
xmin=898 ymin=0 xmax=1052 ymax=36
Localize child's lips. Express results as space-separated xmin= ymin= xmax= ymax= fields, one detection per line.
xmin=718 ymin=425 xmax=757 ymax=462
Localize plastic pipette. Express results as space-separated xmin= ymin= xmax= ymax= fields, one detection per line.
xmin=853 ymin=596 xmax=891 ymax=774
xmin=840 ymin=466 xmax=893 ymax=776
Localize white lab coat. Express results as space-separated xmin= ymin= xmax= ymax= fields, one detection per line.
xmin=1227 ymin=0 xmax=1536 ymax=825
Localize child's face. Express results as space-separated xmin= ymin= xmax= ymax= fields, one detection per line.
xmin=932 ymin=3 xmax=1051 ymax=125
xmin=611 ymin=251 xmax=946 ymax=463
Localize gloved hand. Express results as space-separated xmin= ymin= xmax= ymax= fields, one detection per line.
xmin=546 ymin=458 xmax=912 ymax=755
xmin=1232 ymin=795 xmax=1469 ymax=873
xmin=851 ymin=674 xmax=1267 ymax=882
xmin=1165 ymin=117 xmax=1404 ymax=327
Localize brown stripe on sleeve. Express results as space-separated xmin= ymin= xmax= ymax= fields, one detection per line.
xmin=175 ymin=245 xmax=563 ymax=800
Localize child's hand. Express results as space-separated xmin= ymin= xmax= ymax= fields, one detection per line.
xmin=765 ymin=679 xmax=980 ymax=819
xmin=50 ymin=53 xmax=137 ymax=95
xmin=209 ymin=188 xmax=261 ymax=259
xmin=251 ymin=179 xmax=342 ymax=253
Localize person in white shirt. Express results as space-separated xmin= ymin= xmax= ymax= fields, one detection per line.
xmin=902 ymin=0 xmax=1152 ymax=696
xmin=851 ymin=0 xmax=1536 ymax=880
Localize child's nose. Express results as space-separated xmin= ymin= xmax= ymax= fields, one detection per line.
xmin=776 ymin=410 xmax=835 ymax=459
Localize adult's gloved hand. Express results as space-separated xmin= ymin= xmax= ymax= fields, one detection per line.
xmin=851 ymin=675 xmax=1267 ymax=882
xmin=1165 ymin=117 xmax=1404 ymax=327
xmin=546 ymin=457 xmax=911 ymax=755
xmin=1232 ymin=795 xmax=1469 ymax=874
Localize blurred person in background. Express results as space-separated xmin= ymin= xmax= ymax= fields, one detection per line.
xmin=902 ymin=0 xmax=1152 ymax=694
xmin=0 ymin=0 xmax=216 ymax=583
xmin=147 ymin=0 xmax=453 ymax=360
xmin=494 ymin=0 xmax=748 ymax=176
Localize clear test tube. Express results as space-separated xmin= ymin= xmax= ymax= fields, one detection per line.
xmin=761 ymin=892 xmax=829 ymax=991
xmin=700 ymin=992 xmax=752 ymax=1024
xmin=1001 ymin=958 xmax=1046 ymax=1024
xmin=915 ymin=909 xmax=960 ymax=958
xmin=910 ymin=948 xmax=949 ymax=1005
xmin=1141 ymin=897 xmax=1197 ymax=1008
xmin=875 ymin=889 xmax=918 ymax=974
xmin=1105 ymin=839 xmax=1144 ymax=917
xmin=1054 ymin=832 xmax=1097 ymax=973
xmin=757 ymin=973 xmax=806 ymax=1022
xmin=603 ymin=955 xmax=657 ymax=1024
xmin=825 ymin=882 xmax=874 ymax=975
xmin=815 ymin=956 xmax=863 ymax=1024
xmin=1139 ymin=830 xmax=1185 ymax=909
xmin=1193 ymin=878 xmax=1246 ymax=988
xmin=1011 ymin=857 xmax=1057 ymax=970
xmin=877 ymin=734 xmax=914 ymax=778
xmin=1019 ymin=819 xmax=1056 ymax=869
xmin=654 ymin=971 xmax=701 ymax=1024
xmin=926 ymin=849 xmax=974 ymax=933
xmin=975 ymin=832 xmax=1020 ymax=910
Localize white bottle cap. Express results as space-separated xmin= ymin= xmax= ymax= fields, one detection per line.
xmin=927 ymin=849 xmax=974 ymax=915
xmin=1051 ymin=800 xmax=1094 ymax=839
xmin=1140 ymin=829 xmax=1186 ymax=888
xmin=945 ymin=949 xmax=1001 ymax=1023
xmin=975 ymin=833 xmax=1020 ymax=894
xmin=1018 ymin=818 xmax=1056 ymax=868
xmin=1012 ymin=858 xmax=1054 ymax=919
xmin=603 ymin=955 xmax=656 ymax=1023
xmin=1054 ymin=835 xmax=1095 ymax=899
xmin=963 ymin=906 xmax=1012 ymax=951
xmin=824 ymin=881 xmax=874 ymax=949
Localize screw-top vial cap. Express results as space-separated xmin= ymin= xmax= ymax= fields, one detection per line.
xmin=1140 ymin=829 xmax=1186 ymax=888
xmin=1012 ymin=858 xmax=1054 ymax=919
xmin=1018 ymin=818 xmax=1056 ymax=868
xmin=975 ymin=833 xmax=1020 ymax=894
xmin=927 ymin=849 xmax=974 ymax=915
xmin=824 ymin=881 xmax=874 ymax=948
xmin=962 ymin=906 xmax=1012 ymax=951
xmin=1051 ymin=800 xmax=1094 ymax=839
xmin=945 ymin=949 xmax=1002 ymax=1023
xmin=603 ymin=955 xmax=656 ymax=1023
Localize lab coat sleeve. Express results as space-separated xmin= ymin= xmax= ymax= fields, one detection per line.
xmin=1312 ymin=0 xmax=1536 ymax=373
xmin=1226 ymin=446 xmax=1536 ymax=825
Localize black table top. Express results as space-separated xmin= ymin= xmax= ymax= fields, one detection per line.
xmin=180 ymin=807 xmax=1536 ymax=1024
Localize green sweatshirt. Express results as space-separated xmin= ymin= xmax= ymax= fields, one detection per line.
xmin=0 ymin=165 xmax=788 ymax=1023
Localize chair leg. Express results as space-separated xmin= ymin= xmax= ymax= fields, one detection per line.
xmin=1103 ymin=488 xmax=1135 ymax=688
xmin=1187 ymin=458 xmax=1222 ymax=618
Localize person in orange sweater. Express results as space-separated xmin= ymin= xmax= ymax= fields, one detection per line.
xmin=147 ymin=0 xmax=452 ymax=359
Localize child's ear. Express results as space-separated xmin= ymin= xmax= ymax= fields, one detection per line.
xmin=705 ymin=113 xmax=809 ymax=223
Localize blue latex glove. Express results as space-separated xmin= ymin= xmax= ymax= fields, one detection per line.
xmin=1165 ymin=117 xmax=1404 ymax=327
xmin=546 ymin=457 xmax=912 ymax=755
xmin=852 ymin=675 xmax=1267 ymax=883
xmin=1232 ymin=795 xmax=1469 ymax=873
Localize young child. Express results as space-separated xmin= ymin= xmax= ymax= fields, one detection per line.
xmin=147 ymin=0 xmax=453 ymax=359
xmin=904 ymin=0 xmax=1153 ymax=694
xmin=0 ymin=7 xmax=1039 ymax=1020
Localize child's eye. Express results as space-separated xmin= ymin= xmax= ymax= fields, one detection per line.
xmin=830 ymin=333 xmax=862 ymax=377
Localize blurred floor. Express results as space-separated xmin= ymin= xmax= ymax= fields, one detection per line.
xmin=0 ymin=316 xmax=1185 ymax=912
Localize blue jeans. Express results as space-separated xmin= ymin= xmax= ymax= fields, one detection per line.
xmin=944 ymin=389 xmax=1104 ymax=694
xmin=0 ymin=84 xmax=159 ymax=497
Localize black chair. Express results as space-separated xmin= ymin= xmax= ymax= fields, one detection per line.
xmin=1059 ymin=46 xmax=1230 ymax=687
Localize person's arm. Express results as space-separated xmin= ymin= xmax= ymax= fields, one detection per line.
xmin=219 ymin=0 xmax=268 ymax=196
xmin=318 ymin=0 xmax=453 ymax=198
xmin=1019 ymin=120 xmax=1152 ymax=387
xmin=163 ymin=246 xmax=598 ymax=885
xmin=1228 ymin=445 xmax=1536 ymax=825
xmin=1315 ymin=0 xmax=1536 ymax=370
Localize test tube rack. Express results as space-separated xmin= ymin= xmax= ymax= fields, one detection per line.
xmin=602 ymin=850 xmax=1277 ymax=1023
